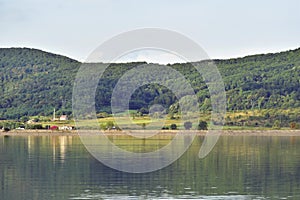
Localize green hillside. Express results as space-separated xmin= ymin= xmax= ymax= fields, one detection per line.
xmin=0 ymin=47 xmax=300 ymax=124
xmin=0 ymin=48 xmax=80 ymax=118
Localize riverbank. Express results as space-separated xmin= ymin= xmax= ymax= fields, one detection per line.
xmin=1 ymin=129 xmax=300 ymax=136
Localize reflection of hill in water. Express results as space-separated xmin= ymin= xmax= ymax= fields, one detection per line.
xmin=1 ymin=135 xmax=300 ymax=199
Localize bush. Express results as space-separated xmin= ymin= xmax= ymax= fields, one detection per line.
xmin=3 ymin=127 xmax=10 ymax=132
xmin=264 ymin=112 xmax=270 ymax=119
xmin=106 ymin=121 xmax=114 ymax=129
xmin=27 ymin=124 xmax=43 ymax=129
xmin=33 ymin=118 xmax=40 ymax=122
xmin=272 ymin=120 xmax=281 ymax=129
xmin=20 ymin=116 xmax=30 ymax=123
xmin=170 ymin=124 xmax=177 ymax=130
xmin=290 ymin=122 xmax=297 ymax=129
xmin=45 ymin=125 xmax=50 ymax=130
xmin=97 ymin=112 xmax=109 ymax=118
xmin=170 ymin=115 xmax=176 ymax=120
xmin=141 ymin=123 xmax=146 ymax=129
xmin=198 ymin=121 xmax=208 ymax=130
xmin=33 ymin=124 xmax=43 ymax=129
xmin=184 ymin=121 xmax=192 ymax=130
xmin=138 ymin=107 xmax=148 ymax=115
xmin=265 ymin=122 xmax=272 ymax=127
xmin=100 ymin=123 xmax=106 ymax=130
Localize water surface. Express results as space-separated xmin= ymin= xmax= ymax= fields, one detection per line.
xmin=1 ymin=135 xmax=300 ymax=199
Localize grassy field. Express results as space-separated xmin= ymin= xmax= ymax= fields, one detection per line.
xmin=1 ymin=108 xmax=300 ymax=130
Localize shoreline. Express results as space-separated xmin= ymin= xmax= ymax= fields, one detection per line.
xmin=1 ymin=129 xmax=300 ymax=136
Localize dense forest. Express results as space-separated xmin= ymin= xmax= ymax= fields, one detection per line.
xmin=0 ymin=47 xmax=300 ymax=124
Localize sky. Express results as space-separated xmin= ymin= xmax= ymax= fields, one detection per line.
xmin=0 ymin=0 xmax=299 ymax=63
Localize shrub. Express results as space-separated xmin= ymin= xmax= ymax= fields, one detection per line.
xmin=106 ymin=121 xmax=114 ymax=129
xmin=272 ymin=120 xmax=281 ymax=129
xmin=3 ymin=127 xmax=10 ymax=132
xmin=45 ymin=125 xmax=50 ymax=130
xmin=264 ymin=122 xmax=272 ymax=127
xmin=290 ymin=122 xmax=297 ymax=129
xmin=264 ymin=112 xmax=270 ymax=119
xmin=30 ymin=124 xmax=43 ymax=129
xmin=100 ymin=123 xmax=106 ymax=130
xmin=97 ymin=112 xmax=109 ymax=118
xmin=184 ymin=121 xmax=192 ymax=130
xmin=170 ymin=124 xmax=177 ymax=130
xmin=33 ymin=118 xmax=40 ymax=122
xmin=198 ymin=121 xmax=208 ymax=130
xmin=141 ymin=123 xmax=146 ymax=129
xmin=20 ymin=116 xmax=30 ymax=123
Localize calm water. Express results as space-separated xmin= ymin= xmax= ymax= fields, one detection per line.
xmin=1 ymin=134 xmax=300 ymax=199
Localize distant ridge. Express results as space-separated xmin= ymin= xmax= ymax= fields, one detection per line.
xmin=1 ymin=46 xmax=300 ymax=63
xmin=0 ymin=47 xmax=299 ymax=119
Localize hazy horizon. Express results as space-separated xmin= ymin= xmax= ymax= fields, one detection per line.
xmin=1 ymin=0 xmax=299 ymax=64
xmin=1 ymin=45 xmax=299 ymax=65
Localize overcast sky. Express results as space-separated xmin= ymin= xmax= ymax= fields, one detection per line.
xmin=0 ymin=0 xmax=299 ymax=63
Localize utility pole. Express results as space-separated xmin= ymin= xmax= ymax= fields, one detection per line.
xmin=53 ymin=108 xmax=56 ymax=121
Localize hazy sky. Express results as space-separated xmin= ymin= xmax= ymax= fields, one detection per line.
xmin=0 ymin=0 xmax=299 ymax=63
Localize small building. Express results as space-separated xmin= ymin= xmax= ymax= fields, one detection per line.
xmin=59 ymin=115 xmax=68 ymax=121
xmin=50 ymin=126 xmax=58 ymax=130
xmin=27 ymin=119 xmax=35 ymax=124
xmin=59 ymin=126 xmax=73 ymax=131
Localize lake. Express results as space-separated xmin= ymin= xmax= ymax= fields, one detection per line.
xmin=1 ymin=134 xmax=300 ymax=199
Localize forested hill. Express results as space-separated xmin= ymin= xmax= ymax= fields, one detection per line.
xmin=0 ymin=48 xmax=80 ymax=119
xmin=0 ymin=47 xmax=300 ymax=119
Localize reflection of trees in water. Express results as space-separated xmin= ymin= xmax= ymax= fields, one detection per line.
xmin=0 ymin=136 xmax=89 ymax=199
xmin=1 ymin=135 xmax=300 ymax=198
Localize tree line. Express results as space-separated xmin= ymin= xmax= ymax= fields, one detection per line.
xmin=0 ymin=47 xmax=300 ymax=123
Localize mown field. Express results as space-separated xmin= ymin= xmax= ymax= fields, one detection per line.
xmin=1 ymin=108 xmax=300 ymax=131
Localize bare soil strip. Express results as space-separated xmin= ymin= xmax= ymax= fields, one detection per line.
xmin=1 ymin=129 xmax=300 ymax=136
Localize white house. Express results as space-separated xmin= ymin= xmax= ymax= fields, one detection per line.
xmin=59 ymin=115 xmax=68 ymax=121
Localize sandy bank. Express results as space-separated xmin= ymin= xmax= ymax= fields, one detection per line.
xmin=1 ymin=129 xmax=300 ymax=136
